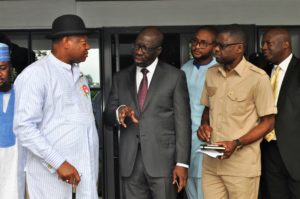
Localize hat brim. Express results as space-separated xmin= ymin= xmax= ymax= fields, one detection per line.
xmin=46 ymin=30 xmax=94 ymax=39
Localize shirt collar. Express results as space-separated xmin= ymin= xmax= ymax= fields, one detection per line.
xmin=193 ymin=58 xmax=215 ymax=69
xmin=49 ymin=52 xmax=73 ymax=71
xmin=233 ymin=57 xmax=247 ymax=76
xmin=136 ymin=57 xmax=158 ymax=74
xmin=278 ymin=53 xmax=292 ymax=72
xmin=49 ymin=52 xmax=82 ymax=81
xmin=217 ymin=56 xmax=247 ymax=77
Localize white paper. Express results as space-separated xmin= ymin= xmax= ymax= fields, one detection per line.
xmin=196 ymin=148 xmax=224 ymax=158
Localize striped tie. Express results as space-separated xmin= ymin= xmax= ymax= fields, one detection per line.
xmin=265 ymin=65 xmax=280 ymax=142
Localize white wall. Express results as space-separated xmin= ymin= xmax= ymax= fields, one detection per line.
xmin=1 ymin=0 xmax=300 ymax=29
xmin=0 ymin=0 xmax=75 ymax=29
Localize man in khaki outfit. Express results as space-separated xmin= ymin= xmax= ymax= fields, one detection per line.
xmin=197 ymin=25 xmax=277 ymax=199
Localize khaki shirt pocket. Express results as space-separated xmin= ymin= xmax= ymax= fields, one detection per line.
xmin=227 ymin=91 xmax=251 ymax=116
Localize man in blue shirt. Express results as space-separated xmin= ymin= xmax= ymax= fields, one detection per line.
xmin=0 ymin=42 xmax=25 ymax=199
xmin=181 ymin=26 xmax=217 ymax=199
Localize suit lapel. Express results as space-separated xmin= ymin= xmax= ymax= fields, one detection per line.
xmin=127 ymin=66 xmax=140 ymax=114
xmin=142 ymin=61 xmax=165 ymax=112
xmin=277 ymin=56 xmax=297 ymax=110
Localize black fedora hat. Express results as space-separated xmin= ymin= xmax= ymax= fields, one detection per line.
xmin=46 ymin=14 xmax=92 ymax=39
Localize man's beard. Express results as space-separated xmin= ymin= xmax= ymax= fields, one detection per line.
xmin=194 ymin=53 xmax=212 ymax=64
xmin=0 ymin=83 xmax=11 ymax=92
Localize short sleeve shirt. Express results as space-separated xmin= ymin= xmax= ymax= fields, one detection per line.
xmin=201 ymin=57 xmax=277 ymax=177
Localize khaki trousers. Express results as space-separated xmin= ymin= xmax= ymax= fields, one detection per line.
xmin=202 ymin=170 xmax=259 ymax=199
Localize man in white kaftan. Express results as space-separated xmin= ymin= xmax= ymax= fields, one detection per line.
xmin=13 ymin=15 xmax=99 ymax=199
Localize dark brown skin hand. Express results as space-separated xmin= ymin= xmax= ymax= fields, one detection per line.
xmin=172 ymin=166 xmax=188 ymax=192
xmin=197 ymin=124 xmax=213 ymax=143
xmin=56 ymin=161 xmax=81 ymax=186
xmin=215 ymin=140 xmax=237 ymax=159
xmin=118 ymin=105 xmax=139 ymax=128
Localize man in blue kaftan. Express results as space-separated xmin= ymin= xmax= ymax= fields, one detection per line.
xmin=0 ymin=42 xmax=25 ymax=199
xmin=181 ymin=26 xmax=217 ymax=199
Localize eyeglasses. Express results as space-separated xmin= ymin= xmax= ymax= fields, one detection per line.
xmin=215 ymin=42 xmax=243 ymax=50
xmin=190 ymin=38 xmax=215 ymax=48
xmin=133 ymin=44 xmax=161 ymax=53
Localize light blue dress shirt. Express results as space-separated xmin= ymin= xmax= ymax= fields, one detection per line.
xmin=181 ymin=58 xmax=217 ymax=178
xmin=13 ymin=53 xmax=99 ymax=199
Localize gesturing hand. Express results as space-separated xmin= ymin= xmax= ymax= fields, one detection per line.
xmin=197 ymin=124 xmax=213 ymax=142
xmin=118 ymin=105 xmax=139 ymax=128
xmin=172 ymin=166 xmax=188 ymax=192
xmin=56 ymin=161 xmax=81 ymax=186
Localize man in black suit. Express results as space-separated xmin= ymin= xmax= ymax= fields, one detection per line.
xmin=104 ymin=26 xmax=191 ymax=199
xmin=261 ymin=28 xmax=300 ymax=199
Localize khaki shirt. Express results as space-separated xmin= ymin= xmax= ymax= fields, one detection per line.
xmin=201 ymin=57 xmax=277 ymax=177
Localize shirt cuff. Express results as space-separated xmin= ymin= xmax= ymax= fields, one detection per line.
xmin=176 ymin=163 xmax=189 ymax=168
xmin=44 ymin=150 xmax=66 ymax=170
xmin=116 ymin=105 xmax=126 ymax=124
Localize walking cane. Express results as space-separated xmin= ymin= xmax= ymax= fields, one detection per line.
xmin=72 ymin=179 xmax=76 ymax=199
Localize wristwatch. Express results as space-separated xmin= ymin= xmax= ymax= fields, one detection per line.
xmin=234 ymin=139 xmax=243 ymax=150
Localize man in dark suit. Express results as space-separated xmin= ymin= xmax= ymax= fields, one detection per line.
xmin=104 ymin=26 xmax=191 ymax=199
xmin=261 ymin=28 xmax=300 ymax=199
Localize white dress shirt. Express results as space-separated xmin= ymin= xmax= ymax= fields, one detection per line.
xmin=136 ymin=58 xmax=158 ymax=91
xmin=273 ymin=53 xmax=292 ymax=105
xmin=2 ymin=93 xmax=9 ymax=112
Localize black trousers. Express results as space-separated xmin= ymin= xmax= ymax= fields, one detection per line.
xmin=261 ymin=140 xmax=300 ymax=199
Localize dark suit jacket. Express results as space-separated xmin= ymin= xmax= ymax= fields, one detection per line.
xmin=104 ymin=60 xmax=191 ymax=178
xmin=276 ymin=56 xmax=300 ymax=181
